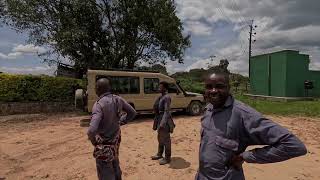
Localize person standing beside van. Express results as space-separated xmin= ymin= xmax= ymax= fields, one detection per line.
xmin=87 ymin=78 xmax=137 ymax=180
xmin=151 ymin=81 xmax=175 ymax=165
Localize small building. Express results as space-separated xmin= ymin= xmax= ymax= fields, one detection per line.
xmin=250 ymin=50 xmax=320 ymax=98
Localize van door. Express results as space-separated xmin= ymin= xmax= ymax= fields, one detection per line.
xmin=139 ymin=78 xmax=160 ymax=110
xmin=168 ymin=83 xmax=186 ymax=109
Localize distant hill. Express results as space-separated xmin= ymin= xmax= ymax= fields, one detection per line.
xmin=171 ymin=66 xmax=249 ymax=94
xmin=137 ymin=64 xmax=249 ymax=94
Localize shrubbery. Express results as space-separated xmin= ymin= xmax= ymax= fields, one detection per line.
xmin=0 ymin=74 xmax=85 ymax=102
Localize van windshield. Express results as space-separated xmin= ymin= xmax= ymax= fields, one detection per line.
xmin=176 ymin=82 xmax=186 ymax=94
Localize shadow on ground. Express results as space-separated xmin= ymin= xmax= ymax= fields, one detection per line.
xmin=128 ymin=111 xmax=192 ymax=125
xmin=169 ymin=157 xmax=191 ymax=169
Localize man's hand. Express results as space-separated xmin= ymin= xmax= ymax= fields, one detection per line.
xmin=228 ymin=154 xmax=244 ymax=170
xmin=89 ymin=137 xmax=98 ymax=146
xmin=95 ymin=134 xmax=104 ymax=144
xmin=120 ymin=120 xmax=126 ymax=126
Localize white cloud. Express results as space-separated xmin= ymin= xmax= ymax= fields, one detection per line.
xmin=0 ymin=52 xmax=23 ymax=59
xmin=13 ymin=44 xmax=47 ymax=54
xmin=173 ymin=0 xmax=320 ymax=75
xmin=185 ymin=57 xmax=210 ymax=71
xmin=166 ymin=61 xmax=185 ymax=75
xmin=0 ymin=65 xmax=56 ymax=75
xmin=0 ymin=44 xmax=47 ymax=60
xmin=199 ymin=48 xmax=210 ymax=54
xmin=184 ymin=21 xmax=213 ymax=36
xmin=1 ymin=0 xmax=320 ymax=76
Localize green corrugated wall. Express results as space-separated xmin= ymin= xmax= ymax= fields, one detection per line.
xmin=250 ymin=50 xmax=320 ymax=97
xmin=250 ymin=55 xmax=269 ymax=95
xmin=286 ymin=53 xmax=309 ymax=97
xmin=270 ymin=52 xmax=287 ymax=97
xmin=308 ymin=71 xmax=320 ymax=97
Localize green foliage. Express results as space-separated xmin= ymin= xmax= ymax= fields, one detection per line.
xmin=171 ymin=67 xmax=249 ymax=94
xmin=1 ymin=0 xmax=190 ymax=73
xmin=235 ymin=95 xmax=320 ymax=117
xmin=0 ymin=74 xmax=85 ymax=102
xmin=175 ymin=76 xmax=204 ymax=94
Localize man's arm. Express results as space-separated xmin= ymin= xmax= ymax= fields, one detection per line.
xmin=87 ymin=103 xmax=103 ymax=145
xmin=241 ymin=116 xmax=307 ymax=164
xmin=119 ymin=97 xmax=137 ymax=125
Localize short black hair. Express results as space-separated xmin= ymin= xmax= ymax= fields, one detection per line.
xmin=96 ymin=77 xmax=112 ymax=87
xmin=159 ymin=81 xmax=169 ymax=90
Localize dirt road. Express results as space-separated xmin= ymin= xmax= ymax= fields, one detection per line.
xmin=0 ymin=113 xmax=320 ymax=180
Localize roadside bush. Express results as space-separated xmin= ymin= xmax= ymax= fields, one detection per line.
xmin=0 ymin=74 xmax=85 ymax=102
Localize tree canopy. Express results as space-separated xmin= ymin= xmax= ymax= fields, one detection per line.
xmin=1 ymin=0 xmax=190 ymax=74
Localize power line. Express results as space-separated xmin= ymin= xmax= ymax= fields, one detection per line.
xmin=229 ymin=0 xmax=247 ymax=24
xmin=215 ymin=0 xmax=249 ymax=57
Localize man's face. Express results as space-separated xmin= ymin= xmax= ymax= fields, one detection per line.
xmin=159 ymin=84 xmax=166 ymax=93
xmin=204 ymin=74 xmax=230 ymax=108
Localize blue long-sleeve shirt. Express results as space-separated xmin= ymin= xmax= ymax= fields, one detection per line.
xmin=87 ymin=92 xmax=137 ymax=142
xmin=153 ymin=93 xmax=175 ymax=132
xmin=196 ymin=96 xmax=307 ymax=180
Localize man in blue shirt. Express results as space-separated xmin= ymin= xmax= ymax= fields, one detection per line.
xmin=87 ymin=78 xmax=137 ymax=180
xmin=151 ymin=81 xmax=175 ymax=165
xmin=196 ymin=73 xmax=307 ymax=180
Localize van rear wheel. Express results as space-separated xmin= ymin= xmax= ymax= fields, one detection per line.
xmin=187 ymin=101 xmax=202 ymax=116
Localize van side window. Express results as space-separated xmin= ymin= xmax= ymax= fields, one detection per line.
xmin=168 ymin=83 xmax=180 ymax=94
xmin=96 ymin=75 xmax=140 ymax=94
xmin=144 ymin=78 xmax=159 ymax=94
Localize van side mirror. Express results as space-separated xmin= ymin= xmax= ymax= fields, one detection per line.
xmin=176 ymin=90 xmax=180 ymax=95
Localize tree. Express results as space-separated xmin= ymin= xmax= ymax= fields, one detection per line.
xmin=137 ymin=64 xmax=168 ymax=75
xmin=218 ymin=59 xmax=229 ymax=71
xmin=1 ymin=0 xmax=190 ymax=74
xmin=207 ymin=59 xmax=230 ymax=74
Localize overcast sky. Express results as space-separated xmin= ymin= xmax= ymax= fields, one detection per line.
xmin=1 ymin=0 xmax=320 ymax=76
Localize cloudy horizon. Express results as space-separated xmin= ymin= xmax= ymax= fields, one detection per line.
xmin=1 ymin=0 xmax=320 ymax=76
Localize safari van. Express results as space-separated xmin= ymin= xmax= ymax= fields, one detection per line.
xmin=75 ymin=69 xmax=204 ymax=115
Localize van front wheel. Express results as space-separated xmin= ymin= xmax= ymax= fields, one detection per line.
xmin=187 ymin=101 xmax=202 ymax=116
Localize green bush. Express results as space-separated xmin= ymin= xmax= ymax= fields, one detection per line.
xmin=0 ymin=74 xmax=85 ymax=102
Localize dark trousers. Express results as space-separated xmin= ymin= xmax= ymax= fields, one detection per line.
xmin=157 ymin=128 xmax=171 ymax=159
xmin=96 ymin=157 xmax=122 ymax=180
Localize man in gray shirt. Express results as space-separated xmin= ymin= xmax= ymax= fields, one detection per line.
xmin=87 ymin=78 xmax=136 ymax=180
xmin=196 ymin=73 xmax=307 ymax=180
xmin=151 ymin=81 xmax=175 ymax=165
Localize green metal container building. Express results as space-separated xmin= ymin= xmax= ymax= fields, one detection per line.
xmin=250 ymin=50 xmax=320 ymax=97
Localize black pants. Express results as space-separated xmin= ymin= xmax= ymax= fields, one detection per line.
xmin=157 ymin=128 xmax=171 ymax=159
xmin=96 ymin=157 xmax=122 ymax=180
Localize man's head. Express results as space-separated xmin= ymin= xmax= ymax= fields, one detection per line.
xmin=159 ymin=81 xmax=169 ymax=94
xmin=95 ymin=78 xmax=111 ymax=97
xmin=204 ymin=73 xmax=230 ymax=108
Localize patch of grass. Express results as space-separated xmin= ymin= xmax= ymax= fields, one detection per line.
xmin=235 ymin=94 xmax=320 ymax=117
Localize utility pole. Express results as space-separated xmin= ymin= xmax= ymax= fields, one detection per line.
xmin=248 ymin=20 xmax=257 ymax=79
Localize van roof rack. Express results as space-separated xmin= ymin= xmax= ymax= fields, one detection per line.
xmin=89 ymin=68 xmax=160 ymax=73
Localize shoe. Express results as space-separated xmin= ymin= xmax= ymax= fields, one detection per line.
xmin=151 ymin=155 xmax=163 ymax=160
xmin=159 ymin=158 xmax=171 ymax=165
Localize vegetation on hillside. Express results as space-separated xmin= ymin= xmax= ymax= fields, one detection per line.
xmin=171 ymin=62 xmax=249 ymax=94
